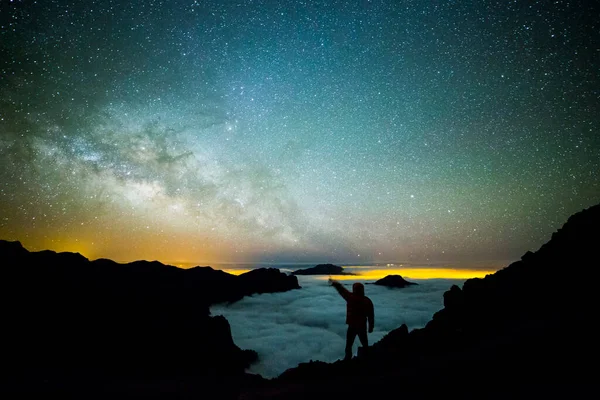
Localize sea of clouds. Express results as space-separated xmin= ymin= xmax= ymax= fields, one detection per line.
xmin=210 ymin=274 xmax=464 ymax=378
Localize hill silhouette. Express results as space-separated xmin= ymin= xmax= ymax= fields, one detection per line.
xmin=0 ymin=241 xmax=298 ymax=397
xmin=291 ymin=264 xmax=355 ymax=275
xmin=241 ymin=203 xmax=600 ymax=399
xmin=372 ymin=274 xmax=417 ymax=288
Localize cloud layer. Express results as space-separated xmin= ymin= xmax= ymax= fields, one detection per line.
xmin=211 ymin=275 xmax=462 ymax=378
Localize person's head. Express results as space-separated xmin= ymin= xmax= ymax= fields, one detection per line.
xmin=352 ymin=282 xmax=365 ymax=296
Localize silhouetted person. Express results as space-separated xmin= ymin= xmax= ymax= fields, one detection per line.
xmin=329 ymin=278 xmax=374 ymax=360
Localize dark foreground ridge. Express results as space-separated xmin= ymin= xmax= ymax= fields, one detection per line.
xmin=291 ymin=263 xmax=355 ymax=275
xmin=2 ymin=203 xmax=598 ymax=399
xmin=241 ymin=203 xmax=600 ymax=399
xmin=372 ymin=274 xmax=417 ymax=288
xmin=0 ymin=242 xmax=299 ymax=398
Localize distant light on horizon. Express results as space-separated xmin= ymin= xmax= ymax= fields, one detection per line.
xmin=220 ymin=269 xmax=253 ymax=276
xmin=319 ymin=268 xmax=497 ymax=280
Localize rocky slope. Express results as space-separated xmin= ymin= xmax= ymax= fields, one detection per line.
xmin=0 ymin=240 xmax=298 ymax=397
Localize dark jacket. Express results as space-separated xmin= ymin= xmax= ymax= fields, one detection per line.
xmin=332 ymin=281 xmax=374 ymax=330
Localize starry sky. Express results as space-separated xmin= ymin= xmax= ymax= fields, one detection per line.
xmin=1 ymin=0 xmax=598 ymax=266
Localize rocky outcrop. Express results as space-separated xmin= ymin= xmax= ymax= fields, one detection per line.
xmin=0 ymin=241 xmax=298 ymax=385
xmin=291 ymin=264 xmax=355 ymax=275
xmin=240 ymin=203 xmax=600 ymax=399
xmin=238 ymin=268 xmax=301 ymax=296
xmin=372 ymin=274 xmax=417 ymax=288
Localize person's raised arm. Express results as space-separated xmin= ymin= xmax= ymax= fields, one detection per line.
xmin=328 ymin=278 xmax=350 ymax=301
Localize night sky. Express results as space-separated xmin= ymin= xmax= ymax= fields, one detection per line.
xmin=1 ymin=0 xmax=598 ymax=265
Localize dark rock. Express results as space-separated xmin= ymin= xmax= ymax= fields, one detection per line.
xmin=443 ymin=284 xmax=463 ymax=309
xmin=291 ymin=263 xmax=354 ymax=275
xmin=369 ymin=324 xmax=410 ymax=359
xmin=238 ymin=268 xmax=300 ymax=295
xmin=373 ymin=274 xmax=417 ymax=288
xmin=521 ymin=250 xmax=535 ymax=262
xmin=0 ymin=240 xmax=298 ymax=384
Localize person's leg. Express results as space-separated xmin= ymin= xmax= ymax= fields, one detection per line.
xmin=357 ymin=327 xmax=369 ymax=348
xmin=345 ymin=326 xmax=357 ymax=360
xmin=356 ymin=327 xmax=369 ymax=358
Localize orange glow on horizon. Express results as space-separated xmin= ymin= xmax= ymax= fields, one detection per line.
xmin=220 ymin=268 xmax=252 ymax=275
xmin=8 ymin=238 xmax=498 ymax=279
xmin=315 ymin=267 xmax=497 ymax=280
xmin=34 ymin=239 xmax=96 ymax=260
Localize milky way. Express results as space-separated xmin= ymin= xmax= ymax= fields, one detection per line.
xmin=1 ymin=0 xmax=598 ymax=265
